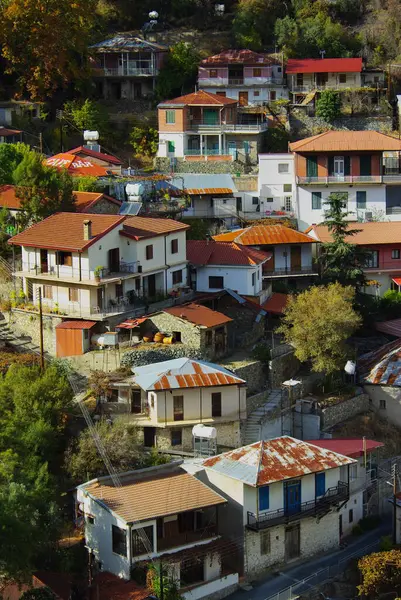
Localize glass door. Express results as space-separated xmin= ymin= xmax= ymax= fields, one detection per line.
xmin=334 ymin=156 xmax=345 ymax=180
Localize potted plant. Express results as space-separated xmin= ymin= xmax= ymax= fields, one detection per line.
xmin=94 ymin=266 xmax=104 ymax=282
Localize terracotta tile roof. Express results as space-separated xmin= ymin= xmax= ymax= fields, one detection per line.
xmin=8 ymin=212 xmax=125 ymax=251
xmin=132 ymin=357 xmax=245 ymax=391
xmin=213 ymin=224 xmax=315 ymax=245
xmin=56 ymin=320 xmax=96 ymax=330
xmin=120 ymin=216 xmax=189 ymax=240
xmin=306 ymin=438 xmax=383 ymax=458
xmin=286 ymin=58 xmax=363 ymax=74
xmin=289 ymin=130 xmax=401 ymax=152
xmin=0 ymin=126 xmax=22 ymax=136
xmin=163 ymin=303 xmax=232 ymax=328
xmin=45 ymin=153 xmax=109 ymax=176
xmin=187 ymin=240 xmax=271 ymax=266
xmin=203 ymin=436 xmax=355 ymax=486
xmin=83 ymin=468 xmax=226 ymax=523
xmin=261 ymin=292 xmax=289 ymax=314
xmin=159 ymin=90 xmax=237 ymax=107
xmin=0 ymin=185 xmax=22 ymax=210
xmin=201 ymin=49 xmax=279 ymax=66
xmin=359 ymin=339 xmax=401 ymax=386
xmin=68 ymin=146 xmax=122 ymax=165
xmin=185 ymin=187 xmax=233 ymax=195
xmin=307 ymin=221 xmax=401 ymax=245
xmin=74 ymin=191 xmax=121 ymax=212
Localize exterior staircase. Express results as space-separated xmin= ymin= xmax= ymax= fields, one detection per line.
xmin=243 ymin=389 xmax=283 ymax=445
xmin=0 ymin=320 xmax=51 ymax=356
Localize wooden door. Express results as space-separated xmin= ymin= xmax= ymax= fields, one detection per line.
xmin=40 ymin=249 xmax=48 ymax=273
xmin=290 ymin=246 xmax=302 ymax=272
xmin=285 ymin=524 xmax=300 ymax=560
xmin=147 ymin=274 xmax=156 ymax=297
xmin=239 ymin=91 xmax=248 ymax=106
xmin=130 ymin=388 xmax=142 ymax=414
xmin=108 ymin=248 xmax=120 ymax=273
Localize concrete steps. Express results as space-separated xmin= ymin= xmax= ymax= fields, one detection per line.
xmin=243 ymin=389 xmax=283 ymax=445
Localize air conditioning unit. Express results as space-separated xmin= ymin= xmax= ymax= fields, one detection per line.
xmin=365 ymin=211 xmax=373 ymax=221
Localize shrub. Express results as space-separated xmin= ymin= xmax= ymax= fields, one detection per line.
xmin=0 ymin=350 xmax=40 ymax=373
xmin=251 ymin=343 xmax=271 ymax=363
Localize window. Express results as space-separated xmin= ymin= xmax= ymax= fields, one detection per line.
xmin=205 ymin=330 xmax=213 ymax=346
xmin=260 ymin=531 xmax=271 ymax=555
xmin=392 ymin=249 xmax=400 ymax=259
xmin=312 ymin=192 xmax=322 ymax=210
xmin=209 ymin=69 xmax=218 ymax=78
xmin=132 ymin=525 xmax=154 ymax=557
xmin=366 ymin=250 xmax=379 ymax=268
xmin=145 ymin=245 xmax=153 ymax=260
xmin=57 ymin=251 xmax=72 ymax=266
xmin=112 ymin=525 xmax=127 ymax=556
xmin=108 ymin=389 xmax=119 ymax=403
xmin=278 ymin=163 xmax=289 ymax=173
xmin=173 ymin=331 xmax=182 ymax=343
xmin=168 ymin=141 xmax=175 ymax=153
xmin=356 ymin=191 xmax=367 ymax=209
xmin=171 ymin=429 xmax=182 ymax=446
xmin=277 ymin=66 xmax=282 ymax=73
xmin=165 ymin=110 xmax=176 ymax=124
xmin=270 ymin=91 xmax=276 ymax=101
xmin=209 ymin=276 xmax=224 ymax=289
xmin=265 ymin=197 xmax=274 ymax=203
xmin=173 ymin=395 xmax=184 ymax=421
xmin=284 ymin=184 xmax=292 ymax=193
xmin=258 ymin=486 xmax=269 ymax=511
xmin=68 ymin=288 xmax=78 ymax=302
xmin=254 ymin=91 xmax=260 ymax=97
xmin=348 ymin=509 xmax=353 ymax=523
xmin=252 ymin=196 xmax=259 ymax=205
xmin=212 ymin=392 xmax=222 ymax=417
xmin=87 ymin=516 xmax=95 ymax=525
xmin=253 ymin=68 xmax=262 ymax=77
xmin=285 ymin=196 xmax=292 ymax=212
xmin=296 ymin=73 xmax=303 ymax=86
xmin=115 ymin=283 xmax=123 ymax=298
xmin=339 ymin=74 xmax=347 ymax=84
xmin=252 ymin=272 xmax=256 ymax=286
xmin=172 ymin=269 xmax=183 ymax=285
xmin=171 ymin=238 xmax=178 ymax=254
xmin=380 ymin=399 xmax=386 ymax=409
xmin=43 ymin=285 xmax=53 ymax=300
xmin=350 ymin=464 xmax=358 ymax=481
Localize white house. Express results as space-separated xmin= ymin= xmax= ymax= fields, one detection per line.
xmin=187 ymin=239 xmax=271 ymax=304
xmin=76 ymin=461 xmax=239 ymax=599
xmin=202 ymin=436 xmax=355 ymax=578
xmin=103 ymin=357 xmax=247 ymax=452
xmin=9 ymin=213 xmax=189 ymax=320
xmin=258 ymin=153 xmax=296 ymax=218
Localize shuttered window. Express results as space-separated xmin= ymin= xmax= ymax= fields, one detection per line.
xmin=306 ymin=156 xmax=318 ymax=178
xmin=258 ymin=486 xmax=270 ymax=511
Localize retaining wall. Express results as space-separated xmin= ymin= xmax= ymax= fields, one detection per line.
xmin=320 ymin=392 xmax=370 ymax=430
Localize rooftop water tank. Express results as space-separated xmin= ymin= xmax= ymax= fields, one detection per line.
xmin=192 ymin=424 xmax=217 ymax=439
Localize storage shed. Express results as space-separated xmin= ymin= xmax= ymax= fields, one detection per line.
xmin=56 ymin=320 xmax=96 ymax=357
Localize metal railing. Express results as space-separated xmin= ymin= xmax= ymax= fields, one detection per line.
xmin=188 ymin=120 xmax=268 ymax=132
xmin=17 ymin=261 xmax=139 ymax=281
xmin=247 ymin=482 xmax=348 ymax=531
xmin=156 ymin=525 xmax=217 ymax=552
xmin=184 ymin=148 xmax=228 ymax=156
xmin=297 ymin=175 xmax=383 ymax=185
xmin=263 ymin=266 xmax=318 ymax=277
xmin=386 ymin=206 xmax=401 ymax=214
xmin=94 ymin=66 xmax=157 ymax=77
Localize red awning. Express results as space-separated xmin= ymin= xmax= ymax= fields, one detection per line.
xmin=392 ymin=278 xmax=401 ymax=286
xmin=117 ymin=317 xmax=148 ymax=330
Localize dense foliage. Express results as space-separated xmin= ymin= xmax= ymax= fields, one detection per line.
xmin=358 ymin=549 xmax=401 ymax=597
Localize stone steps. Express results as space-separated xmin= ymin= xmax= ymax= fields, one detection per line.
xmin=242 ymin=389 xmax=283 ymax=445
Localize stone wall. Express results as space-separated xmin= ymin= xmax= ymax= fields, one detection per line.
xmin=246 ymin=390 xmax=271 ymax=415
xmin=320 ymin=392 xmax=370 ymax=430
xmin=269 ymin=348 xmax=300 ymax=389
xmin=221 ymin=358 xmax=268 ymax=394
xmin=154 ymin=157 xmax=249 ymax=175
xmin=7 ymin=309 xmax=63 ymax=355
xmin=146 ymin=312 xmax=202 ymax=348
xmin=88 ymin=197 xmax=120 ymax=215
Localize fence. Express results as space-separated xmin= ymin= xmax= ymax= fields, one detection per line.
xmin=264 ymin=539 xmax=380 ymax=600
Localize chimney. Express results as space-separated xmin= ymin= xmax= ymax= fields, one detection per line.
xmin=83 ymin=219 xmax=92 ymax=241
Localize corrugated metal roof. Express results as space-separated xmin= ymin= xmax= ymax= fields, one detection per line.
xmin=359 ymin=339 xmax=401 ymax=386
xmin=45 ymin=154 xmax=109 ymax=176
xmin=376 ymin=319 xmax=401 ymax=338
xmin=171 ymin=173 xmax=237 ymax=193
xmin=201 ymin=50 xmax=279 ymax=66
xmin=56 ymin=320 xmax=96 ymax=330
xmin=186 ymin=187 xmax=233 ymax=195
xmin=308 ymin=222 xmax=401 ymax=245
xmin=214 ymin=224 xmax=315 ymax=245
xmin=83 ymin=468 xmax=226 ymax=523
xmin=68 ymin=146 xmax=122 ymax=165
xmin=203 ymin=437 xmax=355 ymax=486
xmin=132 ymin=357 xmax=245 ymax=391
xmin=164 ymin=303 xmax=233 ymax=328
xmin=91 ymin=34 xmax=167 ymax=52
xmin=261 ymin=293 xmax=288 ymax=314
xmin=289 ymin=131 xmax=401 ymax=153
xmin=307 ymin=438 xmax=383 ymax=458
xmin=286 ymin=58 xmax=363 ymax=74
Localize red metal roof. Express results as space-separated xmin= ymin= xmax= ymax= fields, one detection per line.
xmin=56 ymin=320 xmax=96 ymax=329
xmin=116 ymin=317 xmax=148 ymax=330
xmin=201 ymin=50 xmax=279 ymax=66
xmin=214 ymin=224 xmax=315 ymax=245
xmin=307 ymin=438 xmax=383 ymax=458
xmin=0 ymin=185 xmax=22 ymax=210
xmin=164 ymin=303 xmax=233 ymax=328
xmin=0 ymin=126 xmax=22 ymax=136
xmin=286 ymin=58 xmax=363 ymax=74
xmin=159 ymin=90 xmax=237 ymax=107
xmin=261 ymin=293 xmax=289 ymax=314
xmin=45 ymin=153 xmax=109 ymax=176
xmin=187 ymin=240 xmax=271 ymax=266
xmin=68 ymin=146 xmax=122 ymax=165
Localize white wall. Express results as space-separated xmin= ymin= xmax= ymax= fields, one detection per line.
xmin=194 ymin=264 xmax=263 ymax=296
xmin=271 ymin=244 xmax=312 ymax=270
xmin=289 ymin=72 xmax=361 ymax=90
xmin=202 ymin=86 xmax=288 ymax=104
xmin=158 ymin=133 xmax=185 ymax=157
xmin=340 ymin=490 xmax=364 ymax=537
xmin=364 ymin=384 xmax=401 ymax=427
xmin=258 ymin=154 xmax=296 ymax=215
xmin=182 ymin=573 xmax=239 ymax=600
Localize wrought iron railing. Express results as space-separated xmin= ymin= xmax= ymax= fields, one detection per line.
xmin=263 ymin=266 xmax=318 ymax=277
xmin=156 ymin=525 xmax=217 ymax=552
xmin=18 ymin=261 xmax=139 ymax=281
xmin=297 ymin=175 xmax=382 ymax=185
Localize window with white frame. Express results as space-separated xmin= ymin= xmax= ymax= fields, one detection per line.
xmin=349 ymin=463 xmax=358 ymax=481
xmin=278 ymin=163 xmax=289 ymax=173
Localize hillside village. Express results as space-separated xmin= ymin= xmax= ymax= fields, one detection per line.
xmin=4 ymin=2 xmax=401 ymax=600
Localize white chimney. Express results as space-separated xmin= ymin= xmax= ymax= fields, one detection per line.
xmin=83 ymin=219 xmax=92 ymax=240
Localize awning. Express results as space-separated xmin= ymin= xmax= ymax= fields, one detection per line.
xmin=392 ymin=278 xmax=401 ymax=286
xmin=116 ymin=317 xmax=148 ymax=330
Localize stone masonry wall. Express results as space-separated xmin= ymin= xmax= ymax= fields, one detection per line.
xmin=221 ymin=359 xmax=268 ymax=395
xmin=146 ymin=313 xmax=202 ymax=348
xmin=246 ymin=390 xmax=271 ymax=415
xmin=154 ymin=157 xmax=249 ymax=175
xmin=321 ymin=392 xmax=370 ymax=430
xmin=7 ymin=309 xmax=63 ymax=355
xmin=141 ymin=420 xmax=241 ymax=453
xmin=269 ymin=349 xmax=300 ymax=389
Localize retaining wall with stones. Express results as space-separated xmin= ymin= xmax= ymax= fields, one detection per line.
xmin=246 ymin=389 xmax=271 ymax=415
xmin=320 ymin=392 xmax=370 ymax=430
xmin=221 ymin=358 xmax=268 ymax=395
xmin=269 ymin=348 xmax=300 ymax=389
xmin=6 ymin=309 xmax=63 ymax=355
xmin=154 ymin=157 xmax=249 ymax=175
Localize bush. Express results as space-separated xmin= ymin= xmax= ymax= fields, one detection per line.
xmin=316 ymin=90 xmax=342 ymax=123
xmin=0 ymin=350 xmax=40 ymax=373
xmin=251 ymin=343 xmax=271 ymax=363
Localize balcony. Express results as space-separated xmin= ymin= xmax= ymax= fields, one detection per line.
xmin=16 ymin=261 xmax=140 ymax=284
xmin=188 ymin=120 xmax=268 ymax=132
xmin=200 ymin=77 xmax=285 ymax=87
xmin=263 ymin=266 xmax=318 ymax=278
xmin=297 ymin=175 xmax=383 ymax=185
xmin=246 ymin=482 xmax=348 ymax=531
xmin=156 ymin=525 xmax=217 ymax=552
xmin=93 ymin=66 xmax=157 ymax=77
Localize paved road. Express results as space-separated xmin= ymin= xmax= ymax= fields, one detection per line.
xmin=229 ymin=524 xmax=390 ymax=600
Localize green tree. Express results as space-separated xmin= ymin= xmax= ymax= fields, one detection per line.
xmin=63 ymin=99 xmax=111 ymax=139
xmin=274 ymin=16 xmax=299 ymax=55
xmin=13 ymin=150 xmax=76 ymax=223
xmin=358 ymin=549 xmax=401 ymax=598
xmin=278 ymin=283 xmax=361 ymax=375
xmin=233 ymin=0 xmax=285 ymax=49
xmin=319 ymin=192 xmax=369 ymax=288
xmin=316 ymin=90 xmax=342 ymax=122
xmin=0 ymin=143 xmax=29 ymax=186
xmin=73 ymin=176 xmax=103 ymax=193
xmin=130 ymin=126 xmax=158 ymax=157
xmin=156 ymin=42 xmax=201 ymax=99
xmin=0 ymin=0 xmax=96 ymax=100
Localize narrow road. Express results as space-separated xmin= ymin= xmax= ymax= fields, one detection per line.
xmin=229 ymin=524 xmax=390 ymax=600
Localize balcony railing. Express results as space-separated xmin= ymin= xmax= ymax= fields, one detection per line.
xmin=188 ymin=120 xmax=268 ymax=132
xmin=184 ymin=148 xmax=227 ymax=156
xmin=201 ymin=77 xmax=285 ymax=87
xmin=386 ymin=206 xmax=401 ymax=215
xmin=263 ymin=266 xmax=318 ymax=277
xmin=291 ymin=82 xmax=385 ymax=93
xmin=247 ymin=482 xmax=349 ymax=531
xmin=156 ymin=525 xmax=217 ymax=552
xmin=93 ymin=66 xmax=157 ymax=77
xmin=228 ymin=78 xmax=244 ymax=85
xmin=297 ymin=175 xmax=383 ymax=185
xmin=17 ymin=261 xmax=139 ymax=282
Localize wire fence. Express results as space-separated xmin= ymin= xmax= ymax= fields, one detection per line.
xmin=263 ymin=539 xmax=380 ymax=600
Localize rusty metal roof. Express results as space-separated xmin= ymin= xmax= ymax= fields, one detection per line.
xmin=213 ymin=224 xmax=315 ymax=246
xmin=132 ymin=357 xmax=245 ymax=391
xmin=359 ymin=339 xmax=401 ymax=386
xmin=163 ymin=303 xmax=233 ymax=328
xmin=203 ymin=437 xmax=355 ymax=486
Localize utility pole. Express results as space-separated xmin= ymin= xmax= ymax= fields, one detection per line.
xmin=39 ymin=132 xmax=43 ymax=154
xmin=393 ymin=463 xmax=398 ymax=545
xmin=37 ymin=288 xmax=45 ymax=371
xmin=56 ymin=109 xmax=63 ymax=153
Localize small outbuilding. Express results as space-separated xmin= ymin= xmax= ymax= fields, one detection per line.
xmin=55 ymin=320 xmax=97 ymax=357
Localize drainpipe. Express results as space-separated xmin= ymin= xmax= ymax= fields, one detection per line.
xmin=127 ymin=523 xmax=132 ymax=576
xmin=164 ymin=236 xmax=168 ymax=294
xmin=79 ymin=252 xmax=82 ymax=282
xmin=200 ymin=388 xmax=203 ymax=423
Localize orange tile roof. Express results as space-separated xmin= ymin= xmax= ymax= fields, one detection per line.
xmin=73 ymin=191 xmax=121 ymax=212
xmin=0 ymin=185 xmax=22 ymax=210
xmin=187 ymin=240 xmax=271 ymax=266
xmin=8 ymin=212 xmax=125 ymax=251
xmin=163 ymin=303 xmax=232 ymax=328
xmin=68 ymin=146 xmax=122 ymax=165
xmin=201 ymin=49 xmax=279 ymax=66
xmin=308 ymin=221 xmax=401 ymax=245
xmin=185 ymin=187 xmax=233 ymax=195
xmin=213 ymin=224 xmax=315 ymax=245
xmin=159 ymin=90 xmax=237 ymax=107
xmin=121 ymin=216 xmax=189 ymax=240
xmin=289 ymin=130 xmax=401 ymax=153
xmin=83 ymin=469 xmax=226 ymax=523
xmin=45 ymin=153 xmax=109 ymax=176
xmin=261 ymin=293 xmax=289 ymax=314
